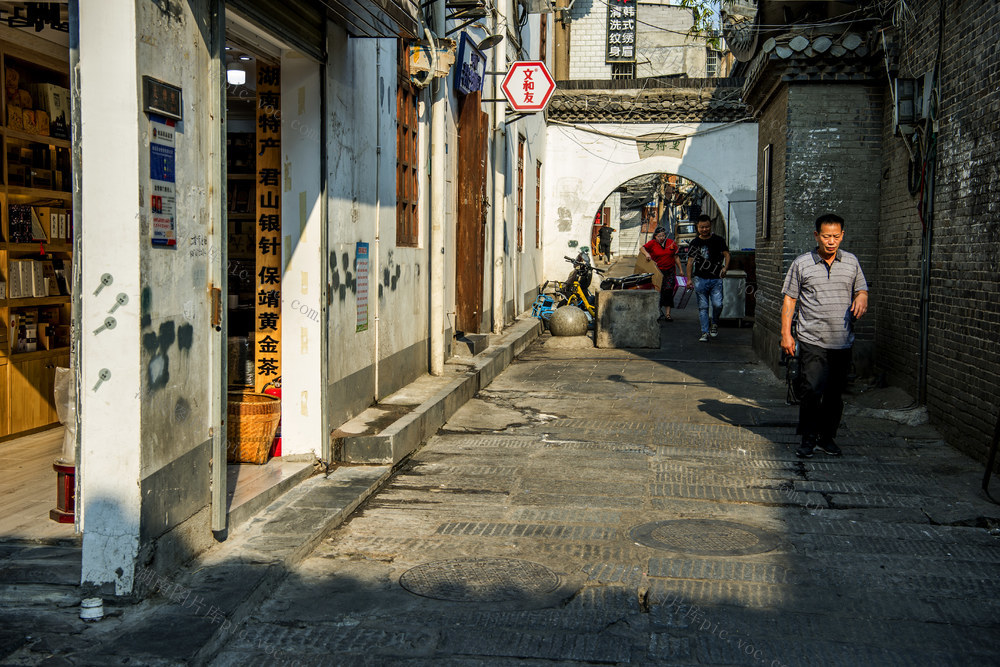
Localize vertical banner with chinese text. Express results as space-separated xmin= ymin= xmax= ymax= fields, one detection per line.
xmin=607 ymin=0 xmax=637 ymax=63
xmin=255 ymin=64 xmax=281 ymax=393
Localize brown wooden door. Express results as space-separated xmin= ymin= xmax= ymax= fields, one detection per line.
xmin=455 ymin=92 xmax=488 ymax=333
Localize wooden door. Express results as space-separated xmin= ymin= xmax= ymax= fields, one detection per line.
xmin=455 ymin=92 xmax=488 ymax=334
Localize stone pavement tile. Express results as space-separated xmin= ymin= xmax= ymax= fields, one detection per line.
xmin=210 ymin=321 xmax=1000 ymax=665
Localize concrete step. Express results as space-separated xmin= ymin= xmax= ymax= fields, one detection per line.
xmin=226 ymin=459 xmax=314 ymax=532
xmin=337 ymin=316 xmax=541 ymax=465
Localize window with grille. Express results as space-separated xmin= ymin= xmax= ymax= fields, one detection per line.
xmin=611 ymin=63 xmax=635 ymax=80
xmin=535 ymin=161 xmax=542 ymax=249
xmin=516 ymin=136 xmax=525 ymax=252
xmin=397 ymin=44 xmax=419 ymax=247
xmin=706 ymin=48 xmax=720 ymax=77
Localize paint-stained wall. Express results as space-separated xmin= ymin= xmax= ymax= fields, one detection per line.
xmin=325 ymin=34 xmax=430 ymax=427
xmin=80 ymin=0 xmax=219 ymax=595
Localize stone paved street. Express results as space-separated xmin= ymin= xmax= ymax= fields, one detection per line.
xmin=213 ymin=310 xmax=1000 ymax=666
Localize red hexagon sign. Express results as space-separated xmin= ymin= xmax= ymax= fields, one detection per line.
xmin=501 ymin=61 xmax=556 ymax=112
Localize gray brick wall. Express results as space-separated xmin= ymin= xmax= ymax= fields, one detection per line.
xmin=878 ymin=0 xmax=1000 ymax=463
xmin=753 ymin=83 xmax=883 ymax=376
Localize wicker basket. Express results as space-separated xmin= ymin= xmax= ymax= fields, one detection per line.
xmin=227 ymin=391 xmax=281 ymax=464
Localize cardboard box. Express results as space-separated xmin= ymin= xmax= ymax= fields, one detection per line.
xmin=6 ymin=103 xmax=22 ymax=130
xmin=31 ymin=83 xmax=69 ymax=126
xmin=22 ymin=108 xmax=37 ymax=134
xmin=634 ymin=253 xmax=664 ymax=291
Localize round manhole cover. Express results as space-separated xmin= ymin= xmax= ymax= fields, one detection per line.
xmin=399 ymin=557 xmax=561 ymax=602
xmin=630 ymin=520 xmax=780 ymax=556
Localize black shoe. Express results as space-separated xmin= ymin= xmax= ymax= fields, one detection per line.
xmin=796 ymin=436 xmax=818 ymax=459
xmin=815 ymin=437 xmax=842 ymax=456
xmin=795 ymin=443 xmax=815 ymax=459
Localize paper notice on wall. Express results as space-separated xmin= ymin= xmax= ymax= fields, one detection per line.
xmin=356 ymin=242 xmax=369 ymax=332
xmin=150 ymin=118 xmax=177 ymax=246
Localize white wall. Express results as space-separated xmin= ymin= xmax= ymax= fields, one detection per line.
xmin=543 ymin=121 xmax=757 ymax=282
xmin=79 ymin=0 xmax=220 ymax=594
xmin=79 ymin=0 xmax=143 ymax=596
xmin=280 ymin=52 xmax=323 ymax=456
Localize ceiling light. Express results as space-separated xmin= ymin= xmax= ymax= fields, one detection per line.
xmin=227 ymin=62 xmax=246 ymax=86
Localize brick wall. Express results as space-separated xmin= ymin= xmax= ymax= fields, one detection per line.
xmin=753 ymin=82 xmax=883 ymax=376
xmin=751 ymin=85 xmax=788 ymax=368
xmin=878 ymin=0 xmax=1000 ymax=462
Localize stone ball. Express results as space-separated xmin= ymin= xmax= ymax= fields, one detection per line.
xmin=548 ymin=305 xmax=589 ymax=336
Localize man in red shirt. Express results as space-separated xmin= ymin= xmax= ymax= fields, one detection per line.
xmin=641 ymin=226 xmax=683 ymax=322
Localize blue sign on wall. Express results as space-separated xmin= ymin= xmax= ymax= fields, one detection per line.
xmin=455 ymin=32 xmax=487 ymax=96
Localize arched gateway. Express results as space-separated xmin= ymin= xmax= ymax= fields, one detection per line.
xmin=542 ymin=80 xmax=758 ymax=282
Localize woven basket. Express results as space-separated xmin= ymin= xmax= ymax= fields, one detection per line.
xmin=227 ymin=391 xmax=281 ymax=464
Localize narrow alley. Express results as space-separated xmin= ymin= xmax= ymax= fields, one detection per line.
xmin=194 ymin=308 xmax=998 ymax=665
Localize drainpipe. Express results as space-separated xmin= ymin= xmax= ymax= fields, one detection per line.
xmin=491 ymin=8 xmax=507 ymax=334
xmin=373 ymin=42 xmax=382 ymax=398
xmin=430 ymin=0 xmax=446 ymax=374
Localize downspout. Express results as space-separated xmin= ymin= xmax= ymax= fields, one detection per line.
xmin=319 ymin=22 xmax=330 ymax=462
xmin=430 ymin=0 xmax=446 ymax=374
xmin=491 ymin=8 xmax=507 ymax=334
xmin=373 ymin=42 xmax=382 ymax=399
xmin=208 ymin=0 xmax=226 ymax=531
xmin=917 ymin=2 xmax=944 ymax=405
xmin=68 ymin=0 xmax=83 ymax=532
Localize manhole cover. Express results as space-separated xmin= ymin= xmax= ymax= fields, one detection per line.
xmin=630 ymin=520 xmax=780 ymax=556
xmin=399 ymin=557 xmax=561 ymax=602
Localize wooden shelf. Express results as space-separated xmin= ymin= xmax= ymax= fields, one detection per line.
xmin=227 ymin=173 xmax=255 ymax=180
xmin=4 ymin=241 xmax=71 ymax=253
xmin=2 ymin=296 xmax=71 ymax=307
xmin=5 ymin=186 xmax=71 ymax=201
xmin=2 ymin=33 xmax=75 ymax=437
xmin=1 ymin=127 xmax=71 ymax=148
xmin=8 ymin=347 xmax=69 ymax=362
xmin=227 ymin=213 xmax=256 ymax=220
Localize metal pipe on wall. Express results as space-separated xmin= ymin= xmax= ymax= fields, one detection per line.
xmin=430 ymin=0 xmax=446 ymax=374
xmin=491 ymin=6 xmax=507 ymax=334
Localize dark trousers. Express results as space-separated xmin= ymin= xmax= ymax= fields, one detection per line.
xmin=798 ymin=341 xmax=851 ymax=441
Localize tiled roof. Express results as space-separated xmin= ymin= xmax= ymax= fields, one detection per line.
xmin=743 ymin=29 xmax=883 ymax=103
xmin=547 ymin=83 xmax=750 ymax=123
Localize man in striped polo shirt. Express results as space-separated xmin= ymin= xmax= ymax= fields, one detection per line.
xmin=780 ymin=213 xmax=869 ymax=459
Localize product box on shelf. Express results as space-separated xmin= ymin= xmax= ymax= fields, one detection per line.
xmin=31 ymin=83 xmax=69 ymax=139
xmin=32 ymin=260 xmax=47 ymax=297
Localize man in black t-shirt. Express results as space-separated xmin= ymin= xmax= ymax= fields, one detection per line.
xmin=684 ymin=214 xmax=730 ymax=341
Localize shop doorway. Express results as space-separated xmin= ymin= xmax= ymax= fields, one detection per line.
xmin=219 ymin=10 xmax=325 ymax=530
